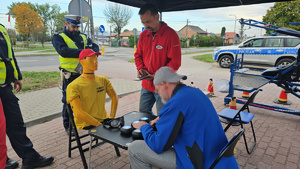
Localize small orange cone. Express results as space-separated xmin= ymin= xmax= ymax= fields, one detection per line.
xmin=190 ymin=82 xmax=196 ymax=88
xmin=274 ymin=89 xmax=292 ymax=105
xmin=239 ymin=91 xmax=250 ymax=100
xmin=207 ymin=78 xmax=216 ymax=97
xmin=229 ymin=97 xmax=237 ymax=110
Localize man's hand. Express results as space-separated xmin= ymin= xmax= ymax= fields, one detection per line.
xmin=14 ymin=80 xmax=22 ymax=93
xmin=132 ymin=121 xmax=148 ymax=130
xmin=150 ymin=117 xmax=159 ymax=126
xmin=138 ymin=68 xmax=149 ymax=77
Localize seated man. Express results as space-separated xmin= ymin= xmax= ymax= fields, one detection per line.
xmin=129 ymin=66 xmax=239 ymax=169
xmin=66 ymin=49 xmax=118 ymax=130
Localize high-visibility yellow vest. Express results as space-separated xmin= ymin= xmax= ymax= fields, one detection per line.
xmin=58 ymin=33 xmax=87 ymax=72
xmin=0 ymin=25 xmax=19 ymax=84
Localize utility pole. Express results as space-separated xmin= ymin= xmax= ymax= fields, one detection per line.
xmin=229 ymin=14 xmax=237 ymax=44
xmin=186 ymin=19 xmax=190 ymax=47
xmin=88 ymin=0 xmax=95 ymax=41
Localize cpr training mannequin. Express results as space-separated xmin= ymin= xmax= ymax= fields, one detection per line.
xmin=66 ymin=49 xmax=118 ymax=130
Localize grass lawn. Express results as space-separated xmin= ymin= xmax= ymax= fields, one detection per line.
xmin=14 ymin=45 xmax=54 ymax=51
xmin=193 ymin=54 xmax=216 ymax=63
xmin=14 ymin=71 xmax=61 ymax=93
xmin=128 ymin=58 xmax=135 ymax=63
xmin=182 ymin=50 xmax=213 ymax=55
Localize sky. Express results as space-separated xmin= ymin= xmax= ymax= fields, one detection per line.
xmin=0 ymin=0 xmax=275 ymax=38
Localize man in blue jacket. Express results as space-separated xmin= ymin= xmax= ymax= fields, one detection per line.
xmin=129 ymin=66 xmax=239 ymax=169
xmin=52 ymin=14 xmax=99 ymax=135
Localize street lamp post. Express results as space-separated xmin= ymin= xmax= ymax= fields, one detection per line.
xmin=229 ymin=14 xmax=237 ymax=45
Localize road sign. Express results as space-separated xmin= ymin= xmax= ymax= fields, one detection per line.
xmin=99 ymin=25 xmax=105 ymax=33
xmin=69 ymin=0 xmax=91 ymax=23
xmin=137 ymin=35 xmax=140 ymax=38
xmin=222 ymin=35 xmax=226 ymax=39
xmin=193 ymin=34 xmax=196 ymax=40
xmin=142 ymin=27 xmax=146 ymax=31
xmin=132 ymin=28 xmax=137 ymax=35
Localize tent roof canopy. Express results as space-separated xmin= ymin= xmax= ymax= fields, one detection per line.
xmin=107 ymin=0 xmax=290 ymax=12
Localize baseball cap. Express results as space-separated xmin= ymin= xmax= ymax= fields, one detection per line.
xmin=65 ymin=14 xmax=81 ymax=27
xmin=79 ymin=49 xmax=101 ymax=62
xmin=153 ymin=67 xmax=187 ymax=85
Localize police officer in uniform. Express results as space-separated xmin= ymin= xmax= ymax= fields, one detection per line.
xmin=52 ymin=14 xmax=99 ymax=135
xmin=0 ymin=24 xmax=54 ymax=169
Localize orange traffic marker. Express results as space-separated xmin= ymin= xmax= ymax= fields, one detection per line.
xmin=229 ymin=97 xmax=237 ymax=110
xmin=190 ymin=82 xmax=196 ymax=88
xmin=239 ymin=91 xmax=250 ymax=100
xmin=274 ymin=89 xmax=291 ymax=105
xmin=207 ymin=78 xmax=216 ymax=97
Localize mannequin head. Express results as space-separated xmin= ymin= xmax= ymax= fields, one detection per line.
xmin=79 ymin=49 xmax=101 ymax=75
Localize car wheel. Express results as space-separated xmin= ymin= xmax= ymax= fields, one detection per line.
xmin=276 ymin=58 xmax=294 ymax=67
xmin=219 ymin=55 xmax=233 ymax=68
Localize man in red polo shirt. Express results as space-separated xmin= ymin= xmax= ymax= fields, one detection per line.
xmin=134 ymin=3 xmax=181 ymax=115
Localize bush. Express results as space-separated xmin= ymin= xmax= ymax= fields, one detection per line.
xmin=189 ymin=35 xmax=223 ymax=47
xmin=129 ymin=35 xmax=139 ymax=47
xmin=180 ymin=37 xmax=188 ymax=48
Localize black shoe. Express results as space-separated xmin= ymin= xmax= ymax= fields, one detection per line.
xmin=65 ymin=128 xmax=75 ymax=136
xmin=5 ymin=158 xmax=19 ymax=169
xmin=21 ymin=156 xmax=54 ymax=169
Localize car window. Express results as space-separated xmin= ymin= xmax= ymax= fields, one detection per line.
xmin=286 ymin=38 xmax=300 ymax=47
xmin=243 ymin=39 xmax=263 ymax=47
xmin=264 ymin=38 xmax=284 ymax=47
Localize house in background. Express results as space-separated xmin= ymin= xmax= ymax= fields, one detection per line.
xmin=178 ymin=25 xmax=208 ymax=38
xmin=218 ymin=32 xmax=240 ymax=45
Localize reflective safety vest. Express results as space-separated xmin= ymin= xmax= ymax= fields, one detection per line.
xmin=0 ymin=25 xmax=19 ymax=84
xmin=58 ymin=33 xmax=87 ymax=72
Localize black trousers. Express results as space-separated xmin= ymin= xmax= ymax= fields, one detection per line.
xmin=0 ymin=84 xmax=40 ymax=164
xmin=61 ymin=74 xmax=80 ymax=129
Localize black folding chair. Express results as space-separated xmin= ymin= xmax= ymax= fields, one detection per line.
xmin=209 ymin=128 xmax=244 ymax=169
xmin=66 ymin=104 xmax=120 ymax=169
xmin=218 ymin=89 xmax=261 ymax=154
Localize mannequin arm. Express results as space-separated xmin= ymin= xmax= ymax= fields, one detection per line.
xmin=107 ymin=88 xmax=118 ymax=119
xmin=70 ymin=97 xmax=101 ymax=127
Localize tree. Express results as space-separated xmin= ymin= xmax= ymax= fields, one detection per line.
xmin=221 ymin=27 xmax=226 ymax=36
xmin=12 ymin=3 xmax=45 ymax=46
xmin=103 ymin=4 xmax=133 ymax=46
xmin=123 ymin=29 xmax=129 ymax=32
xmin=263 ymin=1 xmax=300 ymax=34
xmin=54 ymin=11 xmax=68 ymax=32
xmin=35 ymin=3 xmax=61 ymax=36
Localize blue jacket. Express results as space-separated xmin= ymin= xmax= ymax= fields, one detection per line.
xmin=52 ymin=26 xmax=99 ymax=58
xmin=140 ymin=85 xmax=239 ymax=169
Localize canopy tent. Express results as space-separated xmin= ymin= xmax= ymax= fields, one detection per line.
xmin=107 ymin=0 xmax=290 ymax=12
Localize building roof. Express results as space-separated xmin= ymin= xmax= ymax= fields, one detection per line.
xmin=109 ymin=30 xmax=141 ymax=37
xmin=218 ymin=32 xmax=240 ymax=39
xmin=176 ymin=31 xmax=189 ymax=38
xmin=188 ymin=25 xmax=207 ymax=34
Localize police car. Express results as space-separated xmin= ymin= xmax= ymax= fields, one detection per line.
xmin=213 ymin=36 xmax=300 ymax=68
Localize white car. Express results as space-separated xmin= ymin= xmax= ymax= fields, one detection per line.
xmin=213 ymin=36 xmax=300 ymax=68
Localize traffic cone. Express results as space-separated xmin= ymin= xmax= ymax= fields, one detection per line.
xmin=274 ymin=89 xmax=292 ymax=105
xmin=229 ymin=97 xmax=237 ymax=110
xmin=239 ymin=91 xmax=250 ymax=100
xmin=207 ymin=78 xmax=216 ymax=97
xmin=190 ymin=82 xmax=196 ymax=88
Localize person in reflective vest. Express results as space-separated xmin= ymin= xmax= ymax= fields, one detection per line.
xmin=52 ymin=14 xmax=99 ymax=135
xmin=0 ymin=23 xmax=54 ymax=169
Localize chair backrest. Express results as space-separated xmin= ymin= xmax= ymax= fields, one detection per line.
xmin=240 ymin=89 xmax=262 ymax=112
xmin=224 ymin=89 xmax=261 ymax=132
xmin=66 ymin=104 xmax=75 ymax=121
xmin=209 ymin=128 xmax=244 ymax=169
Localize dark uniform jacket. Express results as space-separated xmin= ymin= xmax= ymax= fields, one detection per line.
xmin=52 ymin=26 xmax=99 ymax=58
xmin=0 ymin=24 xmax=22 ymax=84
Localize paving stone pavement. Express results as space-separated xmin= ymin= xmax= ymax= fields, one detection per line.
xmin=6 ymin=51 xmax=300 ymax=169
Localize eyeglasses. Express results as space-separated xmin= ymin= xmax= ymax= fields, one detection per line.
xmin=102 ymin=116 xmax=124 ymax=129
